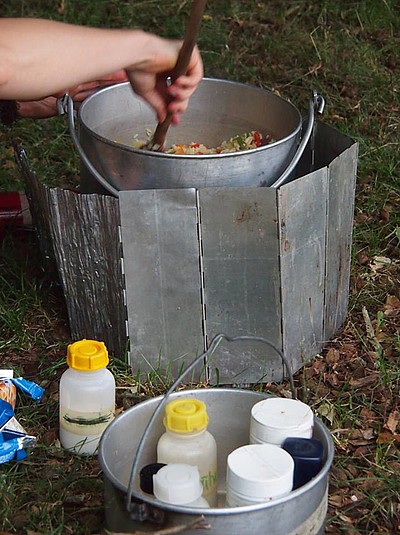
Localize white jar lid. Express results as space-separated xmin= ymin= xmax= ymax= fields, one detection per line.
xmin=153 ymin=463 xmax=203 ymax=505
xmin=227 ymin=444 xmax=294 ymax=500
xmin=250 ymin=398 xmax=314 ymax=445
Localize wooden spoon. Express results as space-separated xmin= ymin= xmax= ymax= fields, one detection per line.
xmin=143 ymin=0 xmax=206 ymax=152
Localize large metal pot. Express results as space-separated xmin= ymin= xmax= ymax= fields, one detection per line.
xmin=99 ymin=388 xmax=333 ymax=534
xmin=70 ymin=79 xmax=323 ymax=195
xmin=98 ymin=334 xmax=334 ymax=534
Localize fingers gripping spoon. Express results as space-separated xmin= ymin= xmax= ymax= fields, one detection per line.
xmin=143 ymin=0 xmax=206 ymax=152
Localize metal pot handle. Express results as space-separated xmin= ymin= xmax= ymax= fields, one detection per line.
xmin=66 ymin=94 xmax=120 ymax=197
xmin=270 ymin=90 xmax=325 ymax=188
xmin=125 ymin=332 xmax=296 ymax=519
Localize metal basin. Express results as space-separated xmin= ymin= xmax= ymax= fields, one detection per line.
xmin=99 ymin=388 xmax=334 ymax=534
xmin=76 ymin=78 xmax=302 ymax=193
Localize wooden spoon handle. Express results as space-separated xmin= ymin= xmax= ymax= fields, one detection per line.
xmin=150 ymin=0 xmax=206 ymax=151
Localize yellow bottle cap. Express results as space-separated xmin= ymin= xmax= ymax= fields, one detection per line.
xmin=164 ymin=398 xmax=208 ymax=433
xmin=67 ymin=339 xmax=109 ymax=371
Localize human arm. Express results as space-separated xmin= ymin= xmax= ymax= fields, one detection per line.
xmin=0 ymin=18 xmax=203 ymax=123
xmin=17 ymin=70 xmax=129 ymax=119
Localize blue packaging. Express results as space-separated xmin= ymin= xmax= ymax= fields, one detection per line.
xmin=0 ymin=371 xmax=43 ymax=464
xmin=0 ymin=434 xmax=35 ymax=464
xmin=0 ymin=399 xmax=14 ymax=428
xmin=10 ymin=377 xmax=44 ymax=403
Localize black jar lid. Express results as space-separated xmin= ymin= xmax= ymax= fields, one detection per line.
xmin=140 ymin=463 xmax=167 ymax=495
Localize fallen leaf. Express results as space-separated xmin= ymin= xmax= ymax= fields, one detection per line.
xmin=359 ymin=407 xmax=379 ymax=423
xmin=379 ymin=208 xmax=390 ymax=222
xmin=357 ymin=251 xmax=370 ymax=265
xmin=353 ymin=446 xmax=370 ymax=457
xmin=370 ymin=256 xmax=392 ymax=274
xmin=349 ymin=373 xmax=380 ymax=388
xmin=329 ymin=494 xmax=344 ymax=507
xmin=377 ymin=431 xmax=400 ymax=445
xmin=384 ymin=410 xmax=399 ymax=434
xmin=325 ymin=371 xmax=340 ymax=387
xmin=317 ymin=400 xmax=335 ymax=424
xmin=326 ymin=347 xmax=340 ymax=366
xmin=331 ymin=465 xmax=351 ymax=481
xmin=338 ymin=513 xmax=356 ymax=524
xmin=354 ymin=212 xmax=373 ymax=224
xmin=341 ymin=343 xmax=359 ymax=357
xmin=384 ymin=295 xmax=400 ymax=316
xmin=41 ymin=428 xmax=58 ymax=446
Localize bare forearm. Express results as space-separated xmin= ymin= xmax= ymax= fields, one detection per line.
xmin=0 ymin=18 xmax=203 ymax=124
xmin=0 ymin=19 xmax=162 ymax=100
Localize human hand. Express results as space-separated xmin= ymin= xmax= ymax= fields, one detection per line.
xmin=53 ymin=69 xmax=128 ymax=103
xmin=126 ymin=36 xmax=203 ymax=125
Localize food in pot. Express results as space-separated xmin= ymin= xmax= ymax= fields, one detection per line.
xmin=131 ymin=130 xmax=272 ymax=154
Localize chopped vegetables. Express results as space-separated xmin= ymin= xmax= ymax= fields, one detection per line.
xmin=165 ymin=130 xmax=270 ymax=154
xmin=131 ymin=130 xmax=272 ymax=154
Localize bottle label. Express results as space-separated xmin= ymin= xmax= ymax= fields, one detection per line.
xmin=60 ymin=406 xmax=114 ymax=436
xmin=201 ymin=470 xmax=218 ymax=494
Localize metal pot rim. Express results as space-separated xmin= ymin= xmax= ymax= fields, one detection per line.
xmin=79 ymin=78 xmax=303 ymax=159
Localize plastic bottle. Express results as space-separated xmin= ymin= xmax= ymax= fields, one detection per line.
xmin=226 ymin=444 xmax=294 ymax=507
xmin=157 ymin=398 xmax=218 ymax=506
xmin=153 ymin=463 xmax=210 ymax=507
xmin=250 ymin=397 xmax=314 ymax=446
xmin=59 ymin=339 xmax=115 ymax=455
xmin=282 ymin=437 xmax=324 ymax=489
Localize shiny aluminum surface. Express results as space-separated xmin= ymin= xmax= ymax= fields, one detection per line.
xmin=99 ymin=388 xmax=334 ymax=534
xmin=78 ymin=78 xmax=302 ymax=192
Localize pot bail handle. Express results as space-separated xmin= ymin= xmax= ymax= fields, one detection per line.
xmin=271 ymin=90 xmax=325 ymax=188
xmin=65 ymin=94 xmax=120 ymax=197
xmin=125 ymin=333 xmax=296 ymax=517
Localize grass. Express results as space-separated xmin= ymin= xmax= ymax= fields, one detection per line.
xmin=1 ymin=0 xmax=399 ymax=533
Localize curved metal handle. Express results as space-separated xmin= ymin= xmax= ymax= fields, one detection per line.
xmin=125 ymin=332 xmax=296 ymax=515
xmin=270 ymin=90 xmax=325 ymax=188
xmin=66 ymin=95 xmax=120 ymax=197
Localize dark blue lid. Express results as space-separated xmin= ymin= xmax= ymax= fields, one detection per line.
xmin=282 ymin=437 xmax=324 ymax=460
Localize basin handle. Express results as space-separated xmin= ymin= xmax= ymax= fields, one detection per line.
xmin=125 ymin=333 xmax=296 ymax=518
xmin=270 ymin=90 xmax=325 ymax=188
xmin=66 ymin=94 xmax=120 ymax=197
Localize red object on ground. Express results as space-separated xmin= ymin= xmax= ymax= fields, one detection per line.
xmin=0 ymin=192 xmax=32 ymax=241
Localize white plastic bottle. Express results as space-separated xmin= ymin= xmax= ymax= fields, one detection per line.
xmin=226 ymin=444 xmax=294 ymax=507
xmin=250 ymin=397 xmax=314 ymax=446
xmin=157 ymin=398 xmax=218 ymax=507
xmin=59 ymin=339 xmax=115 ymax=455
xmin=153 ymin=464 xmax=210 ymax=508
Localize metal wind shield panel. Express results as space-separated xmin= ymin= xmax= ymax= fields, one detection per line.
xmin=45 ymin=189 xmax=125 ymax=354
xmin=119 ymin=188 xmax=205 ymax=379
xmin=198 ymin=187 xmax=282 ymax=384
xmin=16 ymin=123 xmax=358 ymax=386
xmin=278 ymin=169 xmax=328 ymax=372
xmin=321 ymin=127 xmax=358 ymax=340
xmin=15 ymin=146 xmax=126 ymax=357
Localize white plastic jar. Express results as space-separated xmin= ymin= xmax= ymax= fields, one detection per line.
xmin=250 ymin=397 xmax=314 ymax=446
xmin=157 ymin=398 xmax=218 ymax=506
xmin=226 ymin=444 xmax=294 ymax=507
xmin=59 ymin=339 xmax=115 ymax=455
xmin=153 ymin=464 xmax=210 ymax=507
